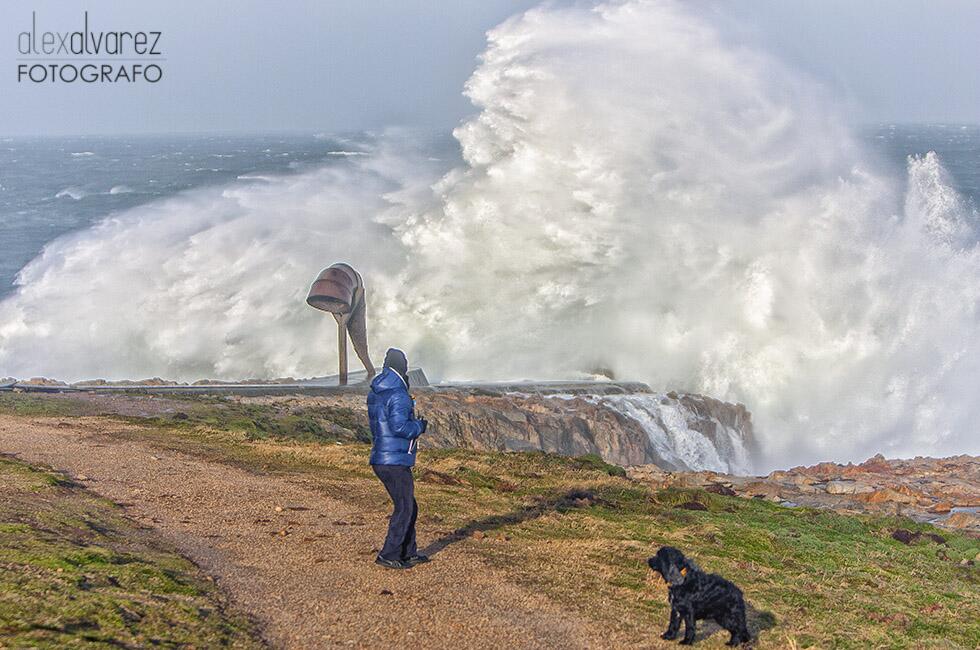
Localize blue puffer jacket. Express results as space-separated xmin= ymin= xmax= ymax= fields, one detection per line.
xmin=368 ymin=368 xmax=424 ymax=466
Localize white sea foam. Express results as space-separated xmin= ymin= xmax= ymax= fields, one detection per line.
xmin=548 ymin=391 xmax=751 ymax=473
xmin=600 ymin=394 xmax=751 ymax=474
xmin=70 ymin=151 xmax=95 ymax=157
xmin=109 ymin=185 xmax=133 ymax=195
xmin=1 ymin=1 xmax=978 ymax=469
xmin=54 ymin=187 xmax=86 ymax=200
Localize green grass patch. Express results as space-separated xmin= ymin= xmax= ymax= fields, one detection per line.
xmin=130 ymin=396 xmax=372 ymax=445
xmin=570 ymin=453 xmax=629 ymax=477
xmin=0 ymin=393 xmax=97 ymax=417
xmin=0 ymin=455 xmax=262 ymax=648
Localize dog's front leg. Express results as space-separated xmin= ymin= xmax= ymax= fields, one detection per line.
xmin=679 ymin=609 xmax=696 ymax=645
xmin=662 ymin=607 xmax=680 ymax=640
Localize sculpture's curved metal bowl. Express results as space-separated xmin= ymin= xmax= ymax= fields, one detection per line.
xmin=306 ymin=263 xmax=360 ymax=314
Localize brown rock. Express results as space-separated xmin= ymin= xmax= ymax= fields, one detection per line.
xmin=741 ymin=481 xmax=783 ymax=500
xmin=24 ymin=377 xmax=68 ymax=386
xmin=414 ymin=389 xmax=757 ymax=471
xmin=943 ymin=512 xmax=980 ymax=531
xmin=859 ymin=453 xmax=892 ymax=473
xmin=825 ymin=480 xmax=875 ymax=495
xmin=863 ymin=488 xmax=917 ymax=505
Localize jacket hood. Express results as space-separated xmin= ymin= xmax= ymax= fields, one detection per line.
xmin=371 ymin=367 xmax=406 ymax=393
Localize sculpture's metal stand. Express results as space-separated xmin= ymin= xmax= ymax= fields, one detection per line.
xmin=332 ymin=286 xmax=375 ymax=385
xmin=307 ymin=263 xmax=376 ymax=386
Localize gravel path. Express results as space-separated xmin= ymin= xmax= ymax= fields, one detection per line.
xmin=0 ymin=416 xmax=612 ymax=649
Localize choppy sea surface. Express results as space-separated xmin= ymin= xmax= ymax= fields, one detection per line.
xmin=0 ymin=133 xmax=390 ymax=297
xmin=1 ymin=125 xmax=977 ymax=298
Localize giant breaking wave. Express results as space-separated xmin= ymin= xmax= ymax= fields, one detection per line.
xmin=1 ymin=1 xmax=978 ymax=469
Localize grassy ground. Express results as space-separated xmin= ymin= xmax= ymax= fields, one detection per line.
xmin=2 ymin=392 xmax=979 ymax=648
xmin=0 ymin=393 xmax=103 ymax=418
xmin=0 ymin=453 xmax=262 ymax=649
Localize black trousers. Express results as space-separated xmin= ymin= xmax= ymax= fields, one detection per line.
xmin=372 ymin=464 xmax=418 ymax=561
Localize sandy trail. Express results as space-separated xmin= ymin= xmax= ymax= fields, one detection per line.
xmin=0 ymin=416 xmax=615 ymax=649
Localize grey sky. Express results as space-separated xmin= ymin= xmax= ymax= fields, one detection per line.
xmin=1 ymin=0 xmax=978 ymax=136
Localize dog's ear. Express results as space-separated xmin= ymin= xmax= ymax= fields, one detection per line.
xmin=682 ymin=557 xmax=700 ymax=573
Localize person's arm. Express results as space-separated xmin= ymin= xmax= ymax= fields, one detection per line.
xmin=386 ymin=390 xmax=423 ymax=440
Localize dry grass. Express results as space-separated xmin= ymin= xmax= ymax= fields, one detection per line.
xmin=2 ymin=393 xmax=978 ymax=648
xmin=101 ymin=419 xmax=980 ymax=648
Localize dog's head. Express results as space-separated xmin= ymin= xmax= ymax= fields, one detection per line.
xmin=647 ymin=546 xmax=698 ymax=586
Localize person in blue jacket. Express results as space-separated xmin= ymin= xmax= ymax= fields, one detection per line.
xmin=368 ymin=348 xmax=429 ymax=569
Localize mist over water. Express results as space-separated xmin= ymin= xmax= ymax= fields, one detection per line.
xmin=1 ymin=1 xmax=979 ymax=469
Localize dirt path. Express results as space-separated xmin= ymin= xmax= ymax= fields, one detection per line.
xmin=0 ymin=416 xmax=615 ymax=649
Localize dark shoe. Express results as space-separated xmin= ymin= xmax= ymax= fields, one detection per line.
xmin=404 ymin=554 xmax=430 ymax=567
xmin=375 ymin=556 xmax=408 ymax=570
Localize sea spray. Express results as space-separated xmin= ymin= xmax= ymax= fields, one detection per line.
xmin=1 ymin=1 xmax=979 ymax=469
xmin=595 ymin=393 xmax=751 ymax=474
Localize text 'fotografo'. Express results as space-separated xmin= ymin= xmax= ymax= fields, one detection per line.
xmin=16 ymin=11 xmax=164 ymax=84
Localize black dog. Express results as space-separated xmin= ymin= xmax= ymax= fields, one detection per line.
xmin=648 ymin=546 xmax=750 ymax=646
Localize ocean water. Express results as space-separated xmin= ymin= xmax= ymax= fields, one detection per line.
xmin=2 ymin=126 xmax=977 ymax=298
xmin=1 ymin=1 xmax=979 ymax=470
xmin=863 ymin=124 xmax=980 ymax=205
xmin=0 ymin=134 xmax=390 ymax=297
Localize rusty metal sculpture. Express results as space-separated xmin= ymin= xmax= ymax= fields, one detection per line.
xmin=306 ymin=263 xmax=376 ymax=385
